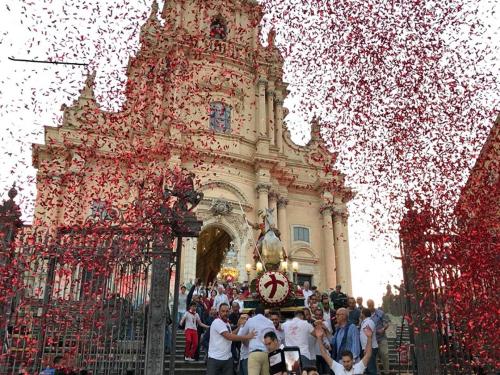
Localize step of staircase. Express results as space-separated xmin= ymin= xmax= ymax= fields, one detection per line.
xmin=166 ymin=329 xmax=207 ymax=373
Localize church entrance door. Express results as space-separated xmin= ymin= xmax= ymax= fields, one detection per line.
xmin=196 ymin=226 xmax=232 ymax=284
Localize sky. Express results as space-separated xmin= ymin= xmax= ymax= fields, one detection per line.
xmin=0 ymin=0 xmax=498 ymax=306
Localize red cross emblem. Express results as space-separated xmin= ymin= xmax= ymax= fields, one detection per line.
xmin=257 ymin=271 xmax=291 ymax=305
xmin=264 ymin=273 xmax=285 ymax=298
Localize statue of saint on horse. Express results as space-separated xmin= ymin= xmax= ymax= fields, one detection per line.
xmin=246 ymin=208 xmax=287 ymax=270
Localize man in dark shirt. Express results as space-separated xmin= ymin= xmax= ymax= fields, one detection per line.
xmin=228 ymin=302 xmax=242 ymax=328
xmin=330 ymin=285 xmax=348 ymax=309
xmin=347 ymin=297 xmax=361 ymax=326
xmin=228 ymin=302 xmax=242 ymax=370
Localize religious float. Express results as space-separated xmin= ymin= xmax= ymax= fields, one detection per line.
xmin=240 ymin=208 xmax=306 ymax=313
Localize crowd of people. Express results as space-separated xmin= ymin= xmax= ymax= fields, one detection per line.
xmin=177 ymin=279 xmax=393 ymax=375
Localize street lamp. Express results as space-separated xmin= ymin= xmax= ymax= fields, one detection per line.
xmin=292 ymin=261 xmax=299 ymax=284
xmin=245 ymin=263 xmax=252 ymax=281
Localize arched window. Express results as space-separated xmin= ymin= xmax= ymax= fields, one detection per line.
xmin=210 ymin=17 xmax=227 ymax=40
xmin=209 ymin=101 xmax=231 ymax=133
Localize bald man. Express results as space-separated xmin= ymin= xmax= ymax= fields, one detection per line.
xmin=330 ymin=308 xmax=360 ymax=362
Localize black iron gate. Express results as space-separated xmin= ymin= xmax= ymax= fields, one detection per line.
xmin=399 ymin=200 xmax=496 ymax=375
xmin=0 ymin=180 xmax=202 ymax=375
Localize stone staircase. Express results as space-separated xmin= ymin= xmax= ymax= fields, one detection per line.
xmin=387 ymin=317 xmax=414 ymax=374
xmin=165 ymin=330 xmax=207 ymax=375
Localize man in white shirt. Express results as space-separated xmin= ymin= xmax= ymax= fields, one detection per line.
xmin=233 ymin=292 xmax=245 ymax=312
xmin=214 ymin=285 xmax=230 ymax=310
xmin=270 ymin=311 xmax=285 ymax=345
xmin=238 ymin=306 xmax=275 ymax=375
xmin=360 ymin=308 xmax=379 ymax=375
xmin=178 ymin=285 xmax=188 ymax=324
xmin=313 ymin=308 xmax=332 ymax=374
xmin=208 ymin=303 xmax=256 ymax=375
xmin=282 ymin=310 xmax=315 ymax=368
xmin=302 ymin=281 xmax=314 ymax=307
xmin=316 ymin=324 xmax=374 ymax=375
xmin=238 ymin=314 xmax=250 ymax=375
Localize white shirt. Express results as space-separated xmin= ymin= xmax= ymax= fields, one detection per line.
xmin=282 ymin=317 xmax=314 ymax=359
xmin=303 ymin=289 xmax=314 ymax=306
xmin=178 ymin=292 xmax=187 ymax=313
xmin=360 ymin=318 xmax=378 ymax=350
xmin=323 ymin=309 xmax=333 ymax=333
xmin=331 ymin=360 xmax=366 ymax=375
xmin=214 ymin=293 xmax=230 ymax=310
xmin=275 ymin=326 xmax=285 ymax=345
xmin=239 ymin=314 xmax=275 ymax=352
xmin=312 ymin=321 xmax=331 ymax=359
xmin=307 ymin=325 xmax=318 ymax=360
xmin=182 ymin=311 xmax=200 ymax=331
xmin=240 ymin=341 xmax=250 ymax=361
xmin=208 ymin=318 xmax=232 ymax=360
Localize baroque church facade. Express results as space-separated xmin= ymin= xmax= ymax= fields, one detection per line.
xmin=31 ymin=0 xmax=353 ymax=293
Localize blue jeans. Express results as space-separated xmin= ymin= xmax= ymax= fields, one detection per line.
xmin=366 ymin=347 xmax=378 ymax=375
xmin=239 ymin=358 xmax=248 ymax=375
xmin=164 ymin=326 xmax=172 ymax=352
xmin=177 ymin=311 xmax=185 ymax=325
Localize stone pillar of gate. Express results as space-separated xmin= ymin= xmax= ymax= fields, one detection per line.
xmin=144 ymin=180 xmax=203 ymax=375
xmin=181 ymin=237 xmax=197 ymax=285
xmin=145 ymin=236 xmax=173 ymax=375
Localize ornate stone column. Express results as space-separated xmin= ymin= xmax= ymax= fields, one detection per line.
xmin=266 ymin=83 xmax=275 ymax=144
xmin=257 ymin=78 xmax=267 ymax=138
xmin=256 ymin=183 xmax=271 ymax=215
xmin=275 ymin=93 xmax=284 ymax=152
xmin=268 ymin=191 xmax=278 ymax=225
xmin=342 ymin=211 xmax=353 ymax=295
xmin=321 ymin=206 xmax=336 ymax=289
xmin=333 ymin=205 xmax=352 ymax=295
xmin=277 ymin=197 xmax=289 ymax=255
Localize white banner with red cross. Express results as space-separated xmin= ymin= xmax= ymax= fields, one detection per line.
xmin=256 ymin=271 xmax=292 ymax=306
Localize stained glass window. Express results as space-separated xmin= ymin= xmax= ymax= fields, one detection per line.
xmin=209 ymin=101 xmax=231 ymax=133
